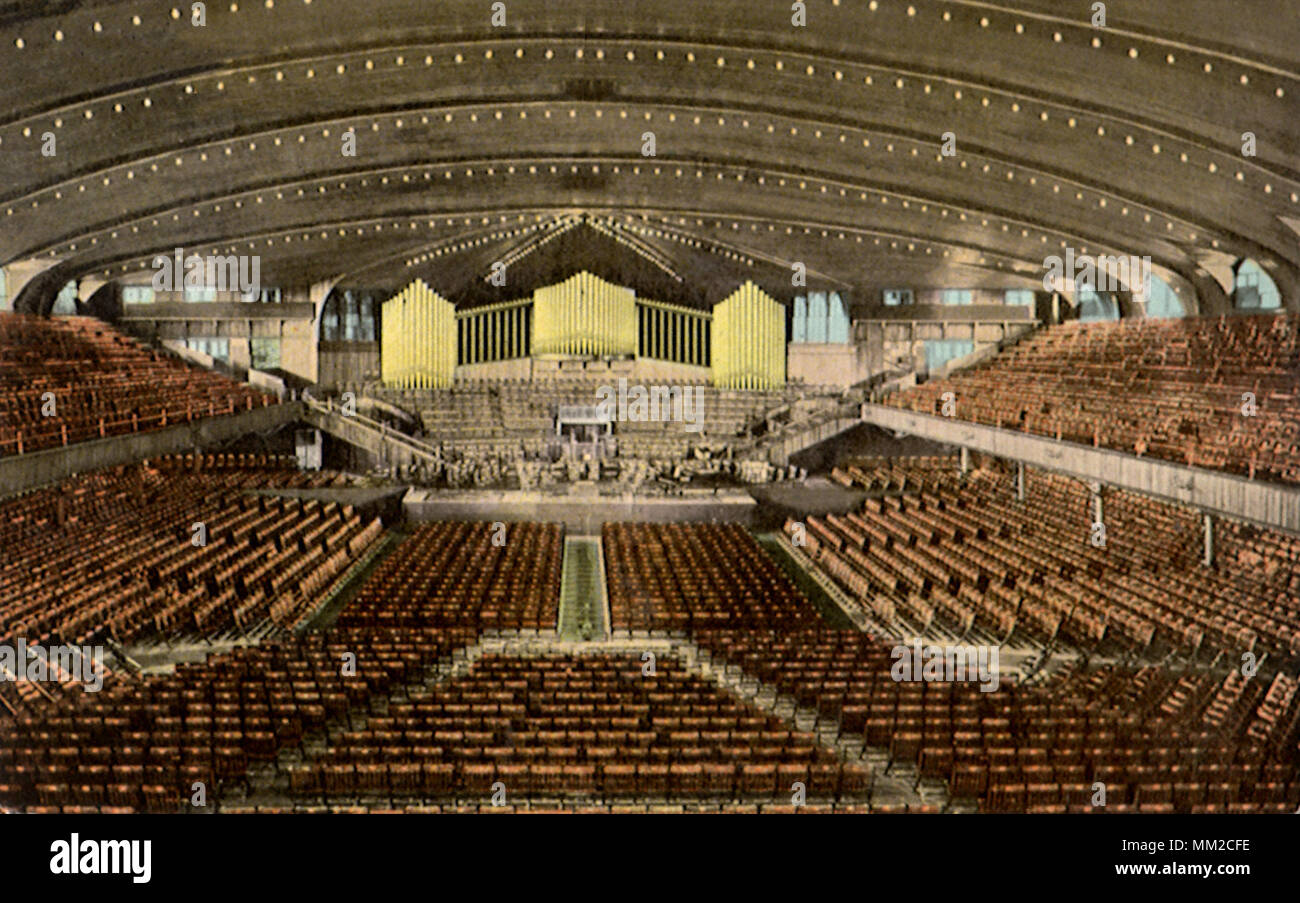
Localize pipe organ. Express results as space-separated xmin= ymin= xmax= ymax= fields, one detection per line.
xmin=637 ymin=298 xmax=711 ymax=368
xmin=457 ymin=298 xmax=532 ymax=366
xmin=378 ymin=274 xmax=786 ymax=389
xmin=379 ymin=279 xmax=456 ymax=387
xmin=710 ymin=281 xmax=786 ymax=389
xmin=532 ymin=271 xmax=637 ymax=357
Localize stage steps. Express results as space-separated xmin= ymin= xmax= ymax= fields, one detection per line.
xmin=558 ymin=536 xmax=610 ymax=640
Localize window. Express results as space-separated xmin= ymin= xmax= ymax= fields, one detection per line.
xmin=322 ymin=300 xmax=340 ymax=341
xmin=185 ymin=338 xmax=229 ymax=361
xmin=1233 ymin=259 xmax=1281 ymax=310
xmin=323 ymin=289 xmax=381 ymax=342
xmin=792 ymin=292 xmax=850 ymax=343
xmin=791 ymin=296 xmax=807 ymax=343
xmin=1077 ymin=288 xmax=1119 ymax=322
xmin=51 ymin=281 xmax=78 ymax=316
xmin=342 ymin=291 xmax=361 ymax=341
xmin=882 ymin=288 xmax=913 ymax=307
xmin=122 ymin=285 xmax=154 ymax=305
xmin=1145 ymin=274 xmax=1185 ymax=319
xmin=358 ymin=295 xmax=376 ymax=341
xmin=827 ymin=292 xmax=850 ymax=343
xmin=1004 ymin=290 xmax=1035 ymax=308
xmin=807 ymin=292 xmax=828 ymax=342
xmin=940 ymin=289 xmax=973 ymax=306
xmin=0 ymin=268 xmax=6 ymax=310
xmin=250 ymin=338 xmax=280 ymax=370
xmin=925 ymin=339 xmax=974 ymax=371
xmin=183 ymin=285 xmax=216 ymax=303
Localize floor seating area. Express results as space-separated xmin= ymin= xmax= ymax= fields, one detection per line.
xmin=887 ymin=314 xmax=1300 ymax=484
xmin=603 ymin=522 xmax=821 ymax=632
xmin=0 ymin=457 xmax=382 ymax=683
xmin=0 ymin=628 xmax=475 ymax=813
xmin=0 ymin=315 xmax=276 ymax=456
xmin=802 ymin=457 xmax=1300 ymax=658
xmin=693 ymin=629 xmax=1300 ymax=813
xmin=285 ymin=651 xmax=870 ymax=805
xmin=333 ymin=521 xmax=564 ymax=632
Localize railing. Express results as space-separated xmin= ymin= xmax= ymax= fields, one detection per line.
xmin=301 ymin=395 xmax=443 ymax=464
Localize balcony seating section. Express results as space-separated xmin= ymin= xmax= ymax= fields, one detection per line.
xmin=0 ymin=457 xmax=381 ymax=664
xmin=0 ymin=628 xmax=475 ymax=812
xmin=794 ymin=458 xmax=1300 ymax=658
xmin=286 ymin=651 xmax=870 ymax=804
xmin=0 ymin=314 xmax=276 ymax=456
xmin=603 ymin=522 xmax=821 ymax=632
xmin=693 ymin=629 xmax=1300 ymax=813
xmin=334 ymin=521 xmax=564 ymax=631
xmin=886 ymin=314 xmax=1300 ymax=484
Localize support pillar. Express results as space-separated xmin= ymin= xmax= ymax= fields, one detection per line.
xmin=1016 ymin=461 xmax=1025 ymax=501
xmin=959 ymin=447 xmax=969 ymax=475
xmin=1203 ymin=513 xmax=1214 ymax=567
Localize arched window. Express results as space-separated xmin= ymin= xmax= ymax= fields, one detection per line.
xmin=1233 ymin=259 xmax=1281 ymax=310
xmin=1077 ymin=288 xmax=1118 ymax=322
xmin=1145 ymin=274 xmax=1185 ymax=319
xmin=323 ymin=288 xmax=382 ymax=341
xmin=51 ymin=281 xmax=78 ymax=316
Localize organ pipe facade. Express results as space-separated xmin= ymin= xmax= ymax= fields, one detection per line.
xmin=381 ymin=275 xmax=786 ymax=389
xmin=532 ymin=271 xmax=637 ymax=356
xmin=637 ymin=298 xmax=711 ymax=368
xmin=379 ymin=279 xmax=456 ymax=388
xmin=710 ymin=281 xmax=786 ymax=389
xmin=457 ymin=298 xmax=532 ymax=365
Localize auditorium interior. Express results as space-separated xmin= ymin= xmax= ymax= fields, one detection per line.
xmin=0 ymin=0 xmax=1297 ymax=816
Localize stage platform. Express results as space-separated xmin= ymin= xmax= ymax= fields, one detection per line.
xmin=403 ymin=486 xmax=757 ymax=530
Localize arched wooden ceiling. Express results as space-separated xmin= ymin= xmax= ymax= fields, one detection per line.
xmin=1 ymin=0 xmax=1296 ymax=313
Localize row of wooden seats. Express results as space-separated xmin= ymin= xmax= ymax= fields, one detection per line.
xmin=793 ymin=461 xmax=1300 ymax=658
xmin=693 ymin=629 xmax=1300 ymax=813
xmin=286 ymin=652 xmax=871 ymax=803
xmin=335 ymin=522 xmax=563 ymax=631
xmin=0 ymin=314 xmax=276 ymax=456
xmin=603 ymin=523 xmax=820 ymax=632
xmin=0 ymin=629 xmax=478 ymax=811
xmin=0 ymin=463 xmax=381 ymax=655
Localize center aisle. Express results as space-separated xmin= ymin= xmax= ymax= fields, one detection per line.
xmin=557 ymin=535 xmax=610 ymax=640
